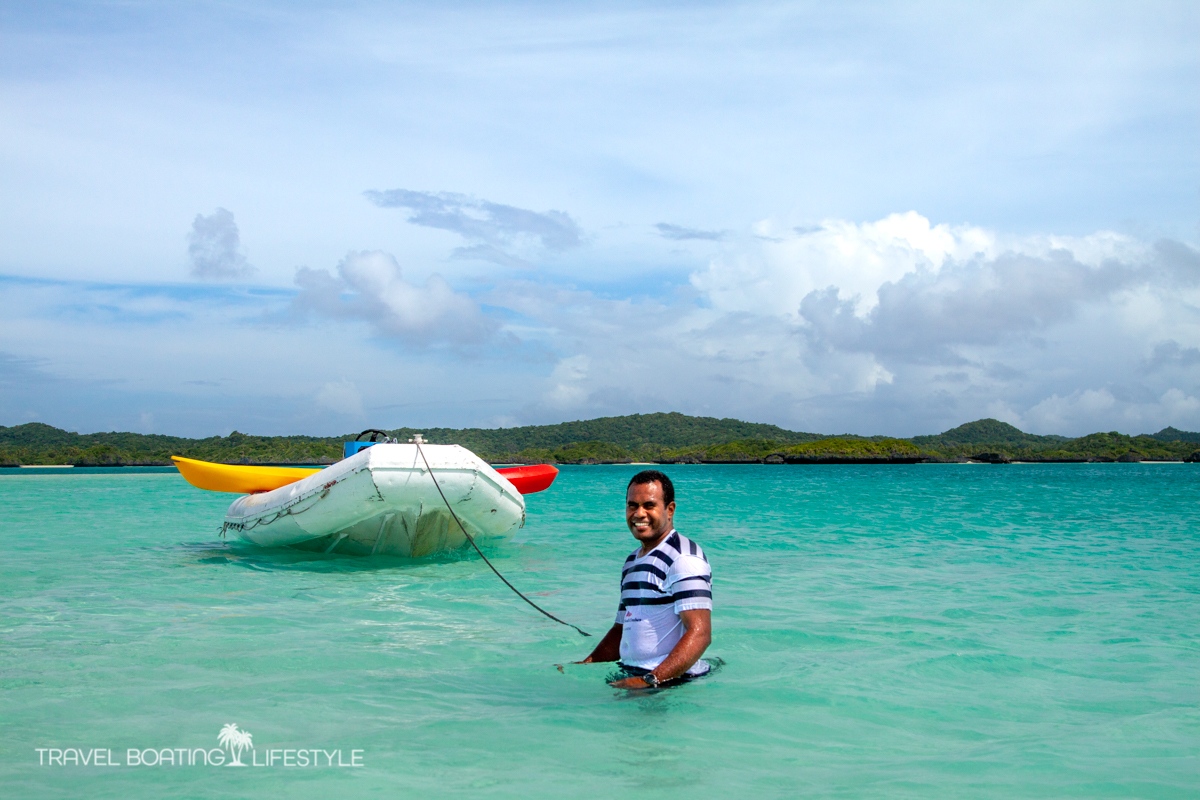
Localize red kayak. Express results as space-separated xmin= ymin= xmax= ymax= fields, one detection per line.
xmin=496 ymin=463 xmax=559 ymax=494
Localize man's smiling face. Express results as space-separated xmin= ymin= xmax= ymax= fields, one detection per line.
xmin=626 ymin=480 xmax=675 ymax=547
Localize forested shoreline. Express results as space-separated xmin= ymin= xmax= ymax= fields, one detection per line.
xmin=1 ymin=413 xmax=1198 ymax=466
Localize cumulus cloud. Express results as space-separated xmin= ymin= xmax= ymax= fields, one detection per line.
xmin=797 ymin=250 xmax=1137 ymax=363
xmin=293 ymin=250 xmax=494 ymax=345
xmin=496 ymin=212 xmax=1200 ymax=435
xmin=545 ymin=355 xmax=590 ymax=407
xmin=689 ymin=212 xmax=1193 ymax=366
xmin=1147 ymin=340 xmax=1200 ymax=372
xmin=364 ymin=189 xmax=582 ymax=265
xmin=655 ymin=223 xmax=726 ymax=241
xmin=694 ymin=212 xmax=998 ymax=318
xmin=187 ymin=208 xmax=253 ymax=279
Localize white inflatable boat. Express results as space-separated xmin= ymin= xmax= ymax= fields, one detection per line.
xmin=216 ymin=442 xmax=528 ymax=557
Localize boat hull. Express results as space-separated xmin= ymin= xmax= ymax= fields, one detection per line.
xmin=222 ymin=443 xmax=526 ymax=557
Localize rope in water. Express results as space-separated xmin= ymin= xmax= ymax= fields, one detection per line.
xmin=413 ymin=438 xmax=591 ymax=638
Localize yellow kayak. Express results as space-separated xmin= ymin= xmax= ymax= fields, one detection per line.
xmin=171 ymin=456 xmax=323 ymax=494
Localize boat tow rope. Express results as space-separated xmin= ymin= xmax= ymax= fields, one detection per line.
xmin=412 ymin=436 xmax=591 ymax=638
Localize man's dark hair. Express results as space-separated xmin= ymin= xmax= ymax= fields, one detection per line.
xmin=627 ymin=470 xmax=675 ymax=505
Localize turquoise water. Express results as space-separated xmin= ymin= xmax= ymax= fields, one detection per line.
xmin=2 ymin=464 xmax=1197 ymax=797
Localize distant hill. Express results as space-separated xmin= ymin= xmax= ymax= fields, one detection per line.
xmin=0 ymin=422 xmax=194 ymax=451
xmin=393 ymin=412 xmax=824 ymax=455
xmin=1 ymin=414 xmax=1197 ymax=465
xmin=0 ymin=424 xmax=340 ymax=466
xmin=1148 ymin=426 xmax=1200 ymax=443
xmin=911 ymin=419 xmax=1066 ymax=449
xmin=908 ymin=419 xmax=1195 ymax=461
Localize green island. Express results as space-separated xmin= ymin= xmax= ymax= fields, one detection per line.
xmin=2 ymin=413 xmax=1198 ymax=466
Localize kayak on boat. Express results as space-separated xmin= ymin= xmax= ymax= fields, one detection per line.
xmin=172 ymin=441 xmax=559 ymax=557
xmin=171 ymin=458 xmax=322 ymax=494
xmin=171 ymin=455 xmax=559 ymax=495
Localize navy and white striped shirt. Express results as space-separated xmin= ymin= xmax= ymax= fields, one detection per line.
xmin=617 ymin=530 xmax=712 ymax=673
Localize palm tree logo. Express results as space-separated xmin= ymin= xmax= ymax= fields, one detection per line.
xmin=218 ymin=723 xmax=254 ymax=766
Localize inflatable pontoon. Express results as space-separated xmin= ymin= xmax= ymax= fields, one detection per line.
xmin=173 ymin=437 xmax=557 ymax=557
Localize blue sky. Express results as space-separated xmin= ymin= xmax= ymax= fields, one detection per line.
xmin=1 ymin=1 xmax=1198 ymax=437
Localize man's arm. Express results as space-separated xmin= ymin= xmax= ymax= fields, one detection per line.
xmin=609 ymin=608 xmax=711 ymax=689
xmin=577 ymin=623 xmax=623 ymax=664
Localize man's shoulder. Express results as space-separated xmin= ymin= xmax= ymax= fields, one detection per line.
xmin=669 ymin=531 xmax=708 ymax=561
xmin=666 ymin=532 xmax=711 ymax=577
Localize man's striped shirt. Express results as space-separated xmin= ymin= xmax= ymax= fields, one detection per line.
xmin=617 ymin=530 xmax=713 ymax=674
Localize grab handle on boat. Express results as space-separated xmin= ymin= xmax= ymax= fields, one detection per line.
xmin=355 ymin=429 xmax=395 ymax=443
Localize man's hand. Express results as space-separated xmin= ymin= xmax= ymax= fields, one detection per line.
xmin=614 ymin=676 xmax=652 ymax=690
xmin=610 ymin=608 xmax=712 ymax=690
xmin=609 ymin=675 xmax=652 ymax=690
xmin=578 ymin=623 xmax=623 ymax=664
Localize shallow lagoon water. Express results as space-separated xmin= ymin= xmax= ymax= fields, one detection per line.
xmin=2 ymin=464 xmax=1197 ymax=798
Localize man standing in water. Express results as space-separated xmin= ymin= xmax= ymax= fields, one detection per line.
xmin=578 ymin=470 xmax=713 ymax=688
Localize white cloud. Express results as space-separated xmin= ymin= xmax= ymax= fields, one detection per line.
xmin=1023 ymin=386 xmax=1200 ymax=436
xmin=656 ymin=223 xmax=726 ymax=241
xmin=695 ymin=212 xmax=997 ymax=318
xmin=1026 ymin=389 xmax=1117 ymax=432
xmin=293 ymin=250 xmax=495 ymax=346
xmin=688 ymin=212 xmax=1189 ymax=373
xmin=188 ymin=208 xmax=253 ymax=280
xmin=545 ymin=355 xmax=590 ymax=408
xmin=365 ymin=189 xmax=582 ymax=267
xmin=1160 ymin=388 xmax=1200 ymax=418
xmin=499 ymin=212 xmax=1200 ymax=436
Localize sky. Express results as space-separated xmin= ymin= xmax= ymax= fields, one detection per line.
xmin=1 ymin=0 xmax=1198 ymax=438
